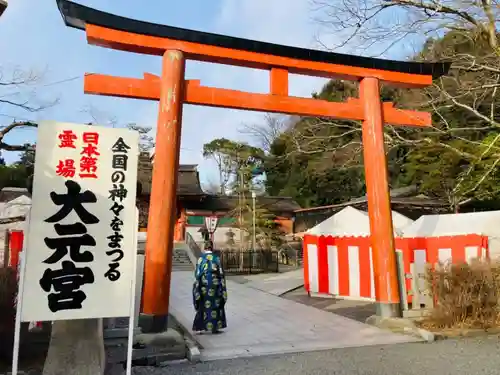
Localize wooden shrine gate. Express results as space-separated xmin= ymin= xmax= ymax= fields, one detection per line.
xmin=56 ymin=0 xmax=450 ymax=331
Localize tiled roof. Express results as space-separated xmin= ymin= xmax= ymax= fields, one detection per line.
xmin=0 ymin=187 xmax=30 ymax=202
xmin=137 ymin=152 xmax=205 ymax=196
xmin=182 ymin=195 xmax=301 ymax=216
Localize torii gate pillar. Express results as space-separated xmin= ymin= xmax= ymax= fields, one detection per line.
xmin=360 ymin=77 xmax=400 ymax=315
xmin=141 ymin=50 xmax=185 ymax=331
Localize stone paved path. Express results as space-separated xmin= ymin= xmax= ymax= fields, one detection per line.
xmin=169 ymin=271 xmax=419 ymax=361
xmin=241 ymin=269 xmax=304 ymax=296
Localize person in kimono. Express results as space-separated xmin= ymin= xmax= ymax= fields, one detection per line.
xmin=192 ymin=241 xmax=228 ymax=334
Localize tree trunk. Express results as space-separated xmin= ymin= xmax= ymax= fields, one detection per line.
xmin=42 ymin=319 xmax=105 ymax=375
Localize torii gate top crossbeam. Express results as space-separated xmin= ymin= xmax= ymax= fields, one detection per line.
xmin=57 ymin=0 xmax=450 ymax=88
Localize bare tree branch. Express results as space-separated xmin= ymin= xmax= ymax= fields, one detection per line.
xmin=0 ymin=121 xmax=37 ymax=151
xmin=301 ymin=0 xmax=500 ymax=207
xmin=313 ymin=0 xmax=499 ymax=56
xmin=202 ymin=179 xmax=223 ymax=195
xmin=239 ymin=114 xmax=291 ymax=153
xmin=0 ymin=68 xmax=60 ymax=153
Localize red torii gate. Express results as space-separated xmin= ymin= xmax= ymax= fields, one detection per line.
xmin=57 ymin=0 xmax=449 ymax=332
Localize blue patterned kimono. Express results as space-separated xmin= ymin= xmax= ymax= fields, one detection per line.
xmin=192 ymin=251 xmax=228 ymax=333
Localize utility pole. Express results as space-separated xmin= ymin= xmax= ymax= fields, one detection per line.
xmin=238 ymin=169 xmax=243 ymax=250
xmin=238 ymin=168 xmax=246 ymax=271
xmin=252 ymin=191 xmax=256 ymax=251
xmin=219 ymin=168 xmax=224 ymax=195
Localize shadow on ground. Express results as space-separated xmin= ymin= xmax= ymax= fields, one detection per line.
xmin=282 ymin=289 xmax=376 ymax=323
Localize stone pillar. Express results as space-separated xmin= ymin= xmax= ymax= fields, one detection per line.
xmin=42 ymin=319 xmax=105 ymax=375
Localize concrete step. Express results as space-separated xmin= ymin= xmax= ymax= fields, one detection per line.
xmin=173 ymin=259 xmax=191 ymax=264
xmin=173 ymin=255 xmax=190 ymax=260
xmin=173 ymin=262 xmax=192 ymax=267
xmin=173 ymin=255 xmax=191 ymax=261
xmin=172 ymin=244 xmax=194 ymax=271
xmin=172 ymin=265 xmax=193 ymax=271
xmin=172 ymin=266 xmax=194 ymax=271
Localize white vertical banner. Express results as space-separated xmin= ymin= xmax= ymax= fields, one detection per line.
xmin=21 ymin=121 xmax=139 ymax=322
xmin=204 ymin=216 xmax=218 ymax=234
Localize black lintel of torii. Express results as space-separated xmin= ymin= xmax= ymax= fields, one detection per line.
xmin=55 ymin=0 xmax=450 ymax=78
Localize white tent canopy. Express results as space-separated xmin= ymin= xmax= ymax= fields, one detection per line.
xmin=0 ymin=195 xmax=31 ymax=219
xmin=307 ymin=206 xmax=414 ymax=237
xmin=402 ymin=210 xmax=500 ymax=257
xmin=0 ymin=195 xmax=31 ymax=266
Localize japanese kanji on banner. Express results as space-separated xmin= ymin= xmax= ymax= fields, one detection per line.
xmin=21 ymin=121 xmax=139 ymax=322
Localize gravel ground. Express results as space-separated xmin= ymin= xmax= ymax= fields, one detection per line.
xmin=133 ymin=337 xmax=500 ymax=375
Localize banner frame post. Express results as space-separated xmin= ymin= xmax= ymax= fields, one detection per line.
xmin=125 ymin=208 xmax=139 ymax=375
xmin=11 ymin=211 xmax=31 ymax=375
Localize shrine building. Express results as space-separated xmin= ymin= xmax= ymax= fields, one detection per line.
xmin=135 ymin=153 xmax=300 ymax=243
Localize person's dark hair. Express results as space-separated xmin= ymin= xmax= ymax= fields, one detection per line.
xmin=204 ymin=240 xmax=214 ymax=251
xmin=199 ymin=227 xmax=210 ymax=241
